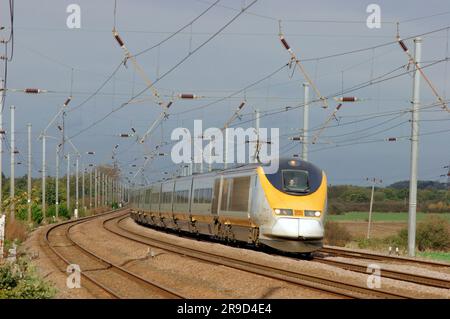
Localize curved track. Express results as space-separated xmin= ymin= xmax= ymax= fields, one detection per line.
xmin=44 ymin=209 xmax=186 ymax=299
xmin=104 ymin=213 xmax=417 ymax=299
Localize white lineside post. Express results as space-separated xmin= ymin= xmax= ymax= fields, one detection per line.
xmin=102 ymin=173 xmax=105 ymax=206
xmin=99 ymin=173 xmax=102 ymax=206
xmin=10 ymin=105 xmax=15 ymax=221
xmin=104 ymin=174 xmax=107 ymax=206
xmin=0 ymin=78 xmax=3 ymax=214
xmin=367 ymin=183 xmax=375 ymax=239
xmin=0 ymin=214 xmax=5 ymax=260
xmin=101 ymin=171 xmax=103 ymax=207
xmin=105 ymin=174 xmax=108 ymax=206
xmin=367 ymin=179 xmax=375 ymax=239
xmin=67 ymin=153 xmax=70 ymax=216
xmin=27 ymin=123 xmax=32 ymax=224
xmin=75 ymin=156 xmax=79 ymax=219
xmin=94 ymin=169 xmax=98 ymax=209
xmin=89 ymin=168 xmax=92 ymax=209
xmin=408 ymin=37 xmax=422 ymax=257
xmin=82 ymin=165 xmax=85 ymax=211
xmin=42 ymin=134 xmax=46 ymax=221
xmin=113 ymin=179 xmax=116 ymax=204
xmin=302 ymin=83 xmax=310 ymax=162
xmin=55 ymin=147 xmax=59 ymax=218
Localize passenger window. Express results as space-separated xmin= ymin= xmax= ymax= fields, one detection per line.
xmin=229 ymin=177 xmax=250 ymax=211
xmin=211 ymin=179 xmax=220 ymax=215
xmin=220 ymin=179 xmax=230 ymax=211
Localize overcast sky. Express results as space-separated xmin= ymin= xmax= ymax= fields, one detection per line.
xmin=1 ymin=0 xmax=449 ymax=186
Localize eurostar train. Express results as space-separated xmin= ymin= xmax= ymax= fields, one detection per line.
xmin=129 ymin=158 xmax=327 ymax=253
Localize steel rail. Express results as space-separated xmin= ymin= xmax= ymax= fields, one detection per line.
xmin=44 ymin=209 xmax=185 ymax=299
xmin=320 ymin=246 xmax=450 ymax=269
xmin=104 ymin=214 xmax=413 ymax=299
xmin=313 ymin=256 xmax=450 ymax=289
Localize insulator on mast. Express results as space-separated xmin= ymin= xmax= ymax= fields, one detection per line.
xmin=386 ymin=137 xmax=397 ymax=142
xmin=335 ymin=97 xmax=358 ymax=102
xmin=24 ymin=88 xmax=41 ymax=94
xmin=398 ymin=39 xmax=409 ymax=52
xmin=64 ymin=96 xmax=72 ymax=106
xmin=279 ymin=36 xmax=291 ymax=52
xmin=179 ymin=93 xmax=195 ymax=99
xmin=237 ymin=101 xmax=246 ymax=110
xmin=113 ymin=31 xmax=125 ymax=48
xmin=166 ymin=101 xmax=173 ymax=108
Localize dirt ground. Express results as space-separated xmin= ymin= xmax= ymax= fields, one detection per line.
xmin=337 ymin=221 xmax=406 ymax=239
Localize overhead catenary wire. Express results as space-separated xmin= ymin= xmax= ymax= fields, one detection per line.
xmin=69 ymin=0 xmax=259 ymax=140
xmin=132 ymin=0 xmax=221 ymax=58
xmin=226 ymin=57 xmax=450 ymax=129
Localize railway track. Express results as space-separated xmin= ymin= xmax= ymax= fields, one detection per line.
xmin=103 ymin=213 xmax=417 ymax=299
xmin=313 ymin=256 xmax=450 ymax=290
xmin=44 ymin=209 xmax=185 ymax=299
xmin=320 ymin=246 xmax=450 ymax=269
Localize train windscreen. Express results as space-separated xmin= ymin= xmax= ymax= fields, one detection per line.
xmin=282 ymin=169 xmax=309 ymax=193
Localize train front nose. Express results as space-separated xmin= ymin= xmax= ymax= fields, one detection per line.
xmin=271 ymin=217 xmax=324 ymax=239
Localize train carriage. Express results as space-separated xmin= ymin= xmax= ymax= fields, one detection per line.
xmin=130 ymin=158 xmax=327 ymax=253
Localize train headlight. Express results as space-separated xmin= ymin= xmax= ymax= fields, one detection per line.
xmin=305 ymin=210 xmax=321 ymax=217
xmin=274 ymin=208 xmax=293 ymax=216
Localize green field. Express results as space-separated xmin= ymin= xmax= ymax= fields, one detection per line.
xmin=326 ymin=212 xmax=450 ymax=222
xmin=417 ymin=251 xmax=450 ymax=262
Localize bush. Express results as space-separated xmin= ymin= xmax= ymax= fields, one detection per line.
xmin=324 ymin=221 xmax=352 ymax=246
xmin=388 ymin=216 xmax=450 ymax=252
xmin=328 ymin=203 xmax=344 ymax=215
xmin=57 ymin=204 xmax=70 ymax=219
xmin=0 ymin=258 xmax=55 ymax=299
xmin=386 ymin=228 xmax=408 ymax=249
xmin=416 ymin=216 xmax=450 ymax=251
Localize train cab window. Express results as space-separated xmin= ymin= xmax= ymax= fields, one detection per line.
xmin=282 ymin=169 xmax=309 ymax=193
